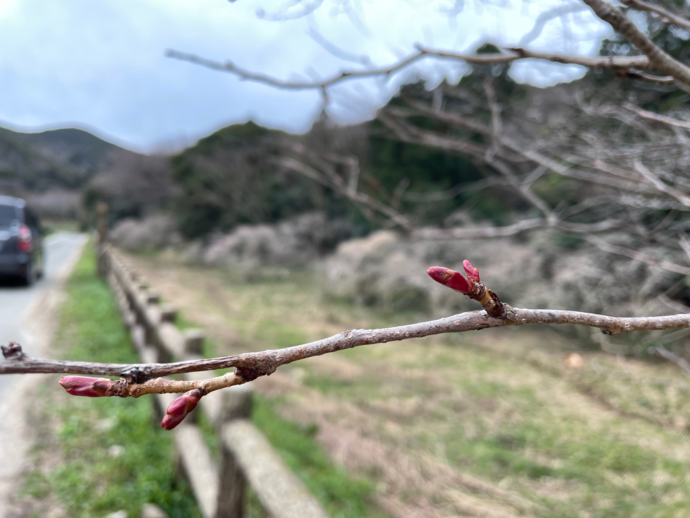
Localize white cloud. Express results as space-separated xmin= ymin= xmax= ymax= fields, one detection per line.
xmin=0 ymin=0 xmax=608 ymax=151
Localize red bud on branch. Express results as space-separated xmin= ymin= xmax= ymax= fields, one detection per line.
xmin=463 ymin=260 xmax=480 ymax=283
xmin=427 ymin=261 xmax=504 ymax=317
xmin=59 ymin=376 xmax=115 ymax=398
xmin=161 ymin=388 xmax=203 ymax=430
xmin=426 ymin=266 xmax=472 ymax=294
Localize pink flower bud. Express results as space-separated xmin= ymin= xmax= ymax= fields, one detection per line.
xmin=426 ymin=266 xmax=472 ymax=294
xmin=161 ymin=389 xmax=203 ymax=430
xmin=59 ymin=376 xmax=115 ymax=398
xmin=462 ymin=260 xmax=480 ymax=283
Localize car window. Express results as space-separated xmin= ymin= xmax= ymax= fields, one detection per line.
xmin=0 ymin=205 xmax=18 ymax=229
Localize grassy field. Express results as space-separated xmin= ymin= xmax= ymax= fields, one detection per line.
xmin=22 ymin=247 xmax=201 ymax=518
xmin=125 ymin=254 xmax=690 ymax=518
xmin=21 ymin=245 xmax=387 ymax=518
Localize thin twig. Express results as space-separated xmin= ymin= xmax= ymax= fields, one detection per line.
xmin=388 ymin=101 xmax=655 ymax=193
xmin=582 ymin=0 xmax=690 ymax=86
xmin=587 ymin=235 xmax=690 ymax=276
xmin=3 ymin=305 xmax=690 ymax=383
xmin=625 ymin=102 xmax=690 ymax=131
xmin=633 ymin=159 xmax=690 ymax=208
xmin=166 ymin=47 xmax=652 ymax=92
xmin=621 ymin=0 xmax=690 ymax=31
xmin=653 ymin=346 xmax=690 ymax=375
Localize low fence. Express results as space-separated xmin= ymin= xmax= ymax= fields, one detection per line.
xmin=101 ymin=244 xmax=329 ymax=518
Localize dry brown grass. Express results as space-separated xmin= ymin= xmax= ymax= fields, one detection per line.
xmin=127 ymin=253 xmax=690 ymax=517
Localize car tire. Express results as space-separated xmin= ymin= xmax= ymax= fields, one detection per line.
xmin=37 ymin=247 xmax=45 ymax=279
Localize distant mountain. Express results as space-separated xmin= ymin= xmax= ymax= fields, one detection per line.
xmin=0 ymin=125 xmax=142 ymax=194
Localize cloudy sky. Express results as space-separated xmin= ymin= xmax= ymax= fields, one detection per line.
xmin=0 ymin=0 xmax=608 ymax=152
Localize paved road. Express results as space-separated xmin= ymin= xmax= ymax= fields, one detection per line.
xmin=0 ymin=232 xmax=87 ymax=399
xmin=0 ymin=232 xmax=86 ymax=517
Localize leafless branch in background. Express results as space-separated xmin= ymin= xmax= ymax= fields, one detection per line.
xmin=165 ymin=0 xmax=690 ymax=363
xmin=653 ymin=346 xmax=690 ymax=375
xmin=621 ymin=0 xmax=690 ymax=31
xmin=583 ymin=0 xmax=690 ymax=85
xmin=167 ymin=47 xmax=656 ymax=91
xmin=518 ymin=3 xmax=589 ymax=47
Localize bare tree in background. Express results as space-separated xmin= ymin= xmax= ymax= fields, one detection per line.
xmin=85 ymin=151 xmax=175 ymax=219
xmin=10 ymin=0 xmax=690 ymax=433
xmin=26 ymin=189 xmax=82 ymax=221
xmin=168 ymin=0 xmax=690 ymax=283
xmin=167 ymin=0 xmax=690 ymax=367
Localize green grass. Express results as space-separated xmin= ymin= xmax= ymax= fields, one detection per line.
xmin=125 ymin=253 xmax=690 ymax=517
xmin=180 ymin=336 xmax=390 ymax=518
xmin=26 ymin=244 xmax=388 ymax=518
xmin=253 ymin=397 xmax=389 ymax=518
xmin=23 ymin=245 xmax=201 ymax=518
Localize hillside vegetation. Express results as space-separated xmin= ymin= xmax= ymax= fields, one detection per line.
xmin=0 ymin=126 xmax=140 ymax=193
xmin=0 ymin=125 xmax=145 ymax=221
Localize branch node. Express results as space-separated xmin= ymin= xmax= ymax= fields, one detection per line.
xmin=1 ymin=342 xmax=26 ymax=361
xmin=107 ymin=378 xmax=130 ymax=398
xmin=505 ymin=47 xmax=526 ymax=57
xmin=235 ymin=363 xmax=277 ymax=382
xmin=120 ymin=366 xmax=152 ymax=384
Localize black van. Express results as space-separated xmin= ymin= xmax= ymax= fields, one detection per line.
xmin=0 ymin=196 xmax=44 ymax=285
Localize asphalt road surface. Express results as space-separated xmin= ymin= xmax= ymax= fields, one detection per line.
xmin=0 ymin=232 xmax=87 ymax=516
xmin=0 ymin=232 xmax=87 ymax=402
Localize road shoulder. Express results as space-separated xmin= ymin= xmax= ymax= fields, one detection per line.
xmin=0 ymin=236 xmax=86 ymax=518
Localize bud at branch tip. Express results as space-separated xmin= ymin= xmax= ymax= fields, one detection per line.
xmin=59 ymin=376 xmax=115 ymax=398
xmin=426 ymin=265 xmax=472 ymax=294
xmin=463 ymin=259 xmax=480 ymax=283
xmin=161 ymin=388 xmax=204 ymax=430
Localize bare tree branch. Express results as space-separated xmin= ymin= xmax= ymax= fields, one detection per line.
xmin=615 ymin=69 xmax=675 ymax=84
xmin=270 ymin=153 xmax=416 ymax=231
xmin=384 ymin=102 xmax=654 ymax=193
xmin=306 ymin=26 xmax=372 ymax=66
xmin=483 ymin=153 xmax=554 ymax=220
xmin=413 ymin=218 xmax=547 ymax=240
xmin=413 ymin=217 xmax=622 ymax=240
xmin=653 ymin=346 xmax=690 ymax=375
xmin=482 ymin=79 xmax=555 ymax=221
xmin=587 ymin=235 xmax=690 ymax=276
xmin=518 ymin=3 xmax=590 ymax=47
xmin=625 ymin=102 xmax=690 ymax=130
xmin=377 ymin=108 xmax=490 ymax=159
xmin=401 ymin=177 xmax=504 ymax=202
xmin=621 ymin=0 xmax=690 ymax=31
xmin=256 ymin=0 xmax=326 ymax=22
xmin=633 ymin=159 xmax=690 ymax=208
xmin=165 ymin=0 xmax=690 ymax=285
xmin=658 ymin=293 xmax=690 ymax=315
xmin=166 ymin=47 xmax=653 ymax=94
xmin=165 ymin=0 xmax=690 ymax=95
xmin=582 ymin=0 xmax=690 ymax=85
xmin=3 ymin=305 xmax=690 ymax=381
